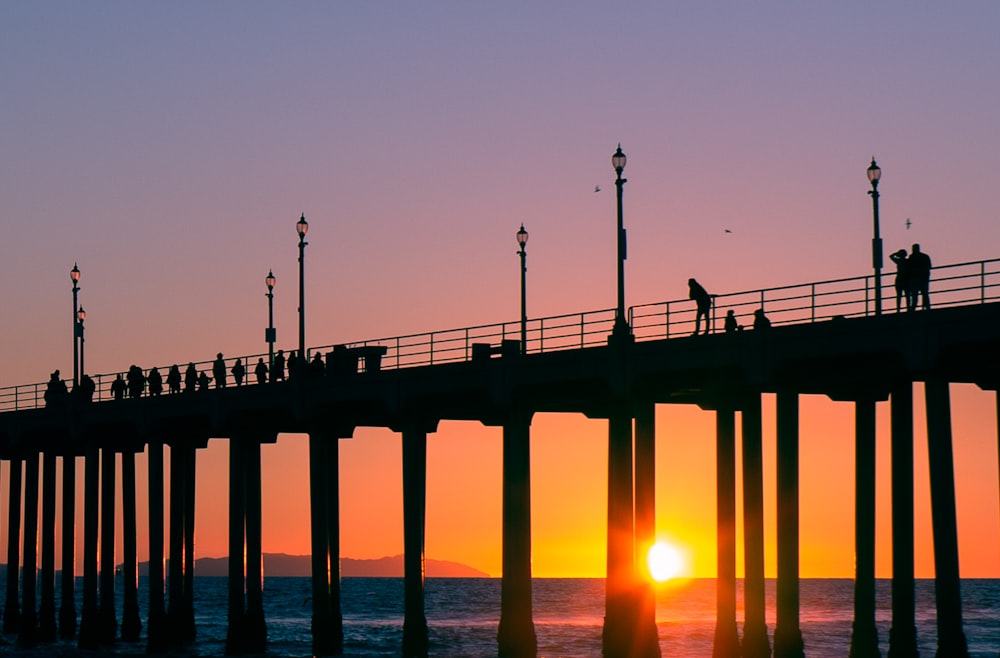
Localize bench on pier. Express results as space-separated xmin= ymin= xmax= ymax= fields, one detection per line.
xmin=327 ymin=344 xmax=389 ymax=374
xmin=471 ymin=339 xmax=521 ymax=361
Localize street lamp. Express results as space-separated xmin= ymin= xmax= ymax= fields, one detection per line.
xmin=71 ymin=263 xmax=81 ymax=387
xmin=296 ymin=213 xmax=309 ymax=360
xmin=265 ymin=270 xmax=276 ymax=368
xmin=77 ymin=305 xmax=87 ymax=377
xmin=867 ymin=158 xmax=883 ymax=316
xmin=516 ymin=224 xmax=528 ymax=354
xmin=612 ymin=144 xmax=630 ymax=338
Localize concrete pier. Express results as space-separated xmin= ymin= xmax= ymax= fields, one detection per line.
xmin=849 ymin=398 xmax=880 ymax=658
xmin=712 ymin=406 xmax=740 ymax=658
xmin=888 ymin=382 xmax=917 ymax=658
xmin=741 ymin=393 xmax=770 ymax=658
xmin=774 ymin=391 xmax=804 ymax=658
xmin=402 ymin=425 xmax=429 ymax=658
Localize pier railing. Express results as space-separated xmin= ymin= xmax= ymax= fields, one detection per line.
xmin=3 ymin=257 xmax=999 ymax=412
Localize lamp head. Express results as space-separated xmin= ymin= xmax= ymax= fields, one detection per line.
xmin=266 ymin=269 xmax=276 ymax=291
xmin=516 ymin=224 xmax=528 ymax=247
xmin=612 ymin=144 xmax=627 ymax=174
xmin=867 ymin=157 xmax=881 ymax=186
xmin=296 ymin=213 xmax=309 ymax=238
xmin=71 ymin=263 xmax=81 ymax=284
xmin=77 ymin=305 xmax=86 ymax=322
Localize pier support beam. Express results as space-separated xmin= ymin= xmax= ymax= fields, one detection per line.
xmin=183 ymin=445 xmax=197 ymax=642
xmin=713 ymin=406 xmax=740 ymax=658
xmin=633 ymin=402 xmax=661 ymax=657
xmin=59 ymin=454 xmax=77 ymax=639
xmin=925 ymin=379 xmax=970 ymax=657
xmin=603 ymin=402 xmax=639 ymax=657
xmin=850 ymin=398 xmax=880 ymax=658
xmin=309 ymin=432 xmax=344 ymax=656
xmin=741 ymin=393 xmax=770 ymax=658
xmin=39 ymin=451 xmax=58 ymax=642
xmin=77 ymin=447 xmax=100 ymax=648
xmin=98 ymin=448 xmax=118 ymax=644
xmin=4 ymin=456 xmax=22 ymax=634
xmin=774 ymin=391 xmax=804 ymax=658
xmin=888 ymin=382 xmax=917 ymax=658
xmin=402 ymin=425 xmax=429 ymax=658
xmin=498 ymin=411 xmax=538 ymax=658
xmin=225 ymin=437 xmax=247 ymax=655
xmin=147 ymin=440 xmax=167 ymax=652
xmin=245 ymin=439 xmax=267 ymax=652
xmin=168 ymin=441 xmax=196 ymax=645
xmin=121 ymin=449 xmax=142 ymax=641
xmin=19 ymin=451 xmax=40 ymax=644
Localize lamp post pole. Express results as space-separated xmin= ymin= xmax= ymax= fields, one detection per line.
xmin=516 ymin=225 xmax=528 ymax=354
xmin=612 ymin=144 xmax=630 ymax=338
xmin=265 ymin=270 xmax=276 ymax=369
xmin=867 ymin=158 xmax=883 ymax=316
xmin=297 ymin=213 xmax=309 ymax=360
xmin=71 ymin=264 xmax=81 ymax=388
xmin=77 ymin=307 xmax=86 ymax=378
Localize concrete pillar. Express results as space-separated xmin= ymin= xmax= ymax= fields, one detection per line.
xmin=19 ymin=451 xmax=40 ymax=643
xmin=603 ymin=403 xmax=638 ymax=658
xmin=308 ymin=434 xmax=334 ymax=656
xmin=182 ymin=445 xmax=197 ymax=642
xmin=4 ymin=456 xmax=22 ymax=634
xmin=167 ymin=443 xmax=185 ymax=643
xmin=121 ymin=450 xmax=142 ymax=641
xmin=498 ymin=411 xmax=537 ymax=658
xmin=147 ymin=440 xmax=167 ymax=651
xmin=774 ymin=391 xmax=804 ymax=658
xmin=888 ymin=382 xmax=917 ymax=658
xmin=39 ymin=451 xmax=58 ymax=642
xmin=225 ymin=437 xmax=247 ymax=655
xmin=713 ymin=407 xmax=740 ymax=658
xmin=59 ymin=454 xmax=77 ymax=639
xmin=325 ymin=437 xmax=343 ymax=651
xmin=633 ymin=402 xmax=661 ymax=657
xmin=849 ymin=398 xmax=880 ymax=658
xmin=402 ymin=427 xmax=428 ymax=658
xmin=77 ymin=447 xmax=100 ymax=648
xmin=924 ymin=379 xmax=970 ymax=657
xmin=741 ymin=393 xmax=770 ymax=658
xmin=98 ymin=448 xmax=118 ymax=643
xmin=245 ymin=439 xmax=267 ymax=652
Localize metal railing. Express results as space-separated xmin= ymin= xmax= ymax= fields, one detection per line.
xmin=3 ymin=257 xmax=999 ymax=413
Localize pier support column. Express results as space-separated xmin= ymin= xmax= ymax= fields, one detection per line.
xmin=402 ymin=426 xmax=429 ymax=658
xmin=121 ymin=449 xmax=142 ymax=641
xmin=713 ymin=406 xmax=740 ymax=658
xmin=633 ymin=402 xmax=661 ymax=657
xmin=245 ymin=439 xmax=267 ymax=652
xmin=309 ymin=432 xmax=343 ymax=656
xmin=4 ymin=456 xmax=22 ymax=634
xmin=850 ymin=398 xmax=880 ymax=658
xmin=98 ymin=448 xmax=118 ymax=643
xmin=741 ymin=393 xmax=771 ymax=658
xmin=603 ymin=402 xmax=639 ymax=658
xmin=225 ymin=437 xmax=247 ymax=655
xmin=167 ymin=442 xmax=187 ymax=645
xmin=19 ymin=451 xmax=40 ymax=644
xmin=147 ymin=440 xmax=167 ymax=651
xmin=888 ymin=382 xmax=917 ymax=658
xmin=774 ymin=391 xmax=804 ymax=658
xmin=498 ymin=411 xmax=538 ymax=658
xmin=39 ymin=451 xmax=58 ymax=642
xmin=78 ymin=447 xmax=100 ymax=648
xmin=925 ymin=379 xmax=970 ymax=657
xmin=59 ymin=453 xmax=77 ymax=639
xmin=182 ymin=445 xmax=197 ymax=642
xmin=326 ymin=435 xmax=344 ymax=651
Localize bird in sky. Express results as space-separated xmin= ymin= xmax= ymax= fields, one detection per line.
xmin=724 ymin=229 xmax=732 ymax=234
xmin=906 ymin=218 xmax=912 ymax=230
xmin=594 ymin=185 xmax=601 ymax=193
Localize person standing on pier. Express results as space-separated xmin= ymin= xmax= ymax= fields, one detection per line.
xmin=889 ymin=248 xmax=910 ymax=313
xmin=167 ymin=364 xmax=182 ymax=394
xmin=213 ymin=353 xmax=227 ymax=388
xmin=688 ymin=278 xmax=714 ymax=335
xmin=231 ymin=358 xmax=246 ymax=386
xmin=907 ymin=243 xmax=932 ymax=310
xmin=254 ymin=358 xmax=268 ymax=385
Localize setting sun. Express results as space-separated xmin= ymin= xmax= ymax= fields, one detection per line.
xmin=647 ymin=541 xmax=686 ymax=582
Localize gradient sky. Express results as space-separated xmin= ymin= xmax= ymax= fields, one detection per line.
xmin=2 ymin=3 xmax=999 ymax=578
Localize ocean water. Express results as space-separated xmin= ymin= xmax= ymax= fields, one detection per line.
xmin=2 ymin=577 xmax=999 ymax=657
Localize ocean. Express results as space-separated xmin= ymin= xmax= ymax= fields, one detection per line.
xmin=2 ymin=577 xmax=999 ymax=656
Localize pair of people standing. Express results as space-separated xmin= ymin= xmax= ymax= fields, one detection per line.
xmin=889 ymin=243 xmax=932 ymax=312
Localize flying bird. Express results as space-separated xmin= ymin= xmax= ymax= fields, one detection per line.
xmin=594 ymin=185 xmax=601 ymax=193
xmin=906 ymin=218 xmax=912 ymax=230
xmin=724 ymin=229 xmax=732 ymax=234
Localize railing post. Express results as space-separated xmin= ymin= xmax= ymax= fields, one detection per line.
xmin=811 ymin=284 xmax=816 ymax=322
xmin=429 ymin=334 xmax=434 ymax=366
xmin=982 ymin=262 xmax=986 ymax=303
xmin=865 ymin=276 xmax=871 ymax=316
xmin=465 ymin=328 xmax=469 ymax=361
xmin=396 ymin=337 xmax=401 ymax=369
xmin=665 ymin=302 xmax=670 ymax=339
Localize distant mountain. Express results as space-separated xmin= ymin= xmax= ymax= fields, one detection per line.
xmin=130 ymin=553 xmax=489 ymax=578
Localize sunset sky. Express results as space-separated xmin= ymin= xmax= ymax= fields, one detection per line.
xmin=1 ymin=3 xmax=999 ymax=579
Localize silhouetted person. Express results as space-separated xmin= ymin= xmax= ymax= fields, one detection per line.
xmin=688 ymin=278 xmax=713 ymax=335
xmin=310 ymin=352 xmax=325 ymax=377
xmin=889 ymin=248 xmax=910 ymax=313
xmin=198 ymin=372 xmax=211 ymax=391
xmin=126 ymin=365 xmax=146 ymax=398
xmin=77 ymin=373 xmax=95 ymax=403
xmin=167 ymin=364 xmax=182 ymax=394
xmin=184 ymin=363 xmax=198 ymax=393
xmin=213 ymin=353 xmax=227 ymax=388
xmin=272 ymin=350 xmax=286 ymax=382
xmin=753 ymin=308 xmax=771 ymax=330
xmin=724 ymin=310 xmax=740 ymax=333
xmin=907 ymin=243 xmax=931 ymax=310
xmin=111 ymin=374 xmax=127 ymax=401
xmin=231 ymin=358 xmax=245 ymax=386
xmin=44 ymin=370 xmax=68 ymax=407
xmin=287 ymin=351 xmax=301 ymax=380
xmin=254 ymin=358 xmax=268 ymax=385
xmin=148 ymin=367 xmax=163 ymax=396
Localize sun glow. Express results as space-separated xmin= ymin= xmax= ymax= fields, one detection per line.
xmin=647 ymin=541 xmax=686 ymax=582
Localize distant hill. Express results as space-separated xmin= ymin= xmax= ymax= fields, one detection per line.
xmin=131 ymin=553 xmax=489 ymax=578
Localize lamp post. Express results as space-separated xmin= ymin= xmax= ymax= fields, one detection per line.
xmin=516 ymin=224 xmax=528 ymax=354
xmin=867 ymin=158 xmax=883 ymax=316
xmin=77 ymin=306 xmax=86 ymax=377
xmin=265 ymin=270 xmax=276 ymax=368
xmin=296 ymin=213 xmax=309 ymax=360
xmin=71 ymin=264 xmax=81 ymax=387
xmin=612 ymin=144 xmax=630 ymax=338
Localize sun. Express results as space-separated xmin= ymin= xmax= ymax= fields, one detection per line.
xmin=647 ymin=540 xmax=685 ymax=582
